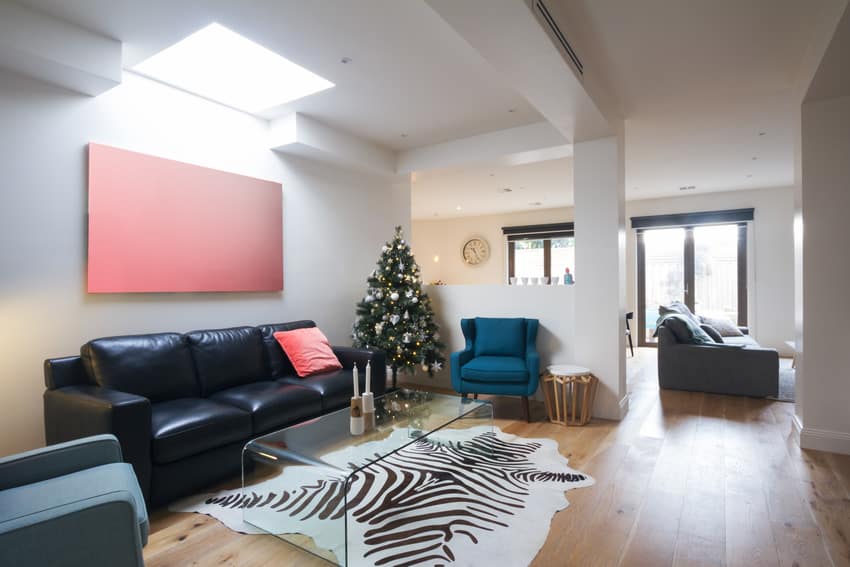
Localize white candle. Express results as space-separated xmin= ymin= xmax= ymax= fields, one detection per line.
xmin=353 ymin=364 xmax=359 ymax=397
xmin=365 ymin=360 xmax=371 ymax=394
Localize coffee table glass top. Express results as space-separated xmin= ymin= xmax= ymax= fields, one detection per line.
xmin=241 ymin=389 xmax=493 ymax=565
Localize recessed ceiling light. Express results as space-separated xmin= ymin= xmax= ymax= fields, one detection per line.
xmin=752 ymin=156 xmax=759 ymax=160
xmin=400 ymin=133 xmax=408 ymax=138
xmin=529 ymin=201 xmax=543 ymax=206
xmin=489 ymin=173 xmax=495 ymax=177
xmin=679 ymin=185 xmax=696 ymax=191
xmin=455 ymin=205 xmax=462 ymax=211
xmin=340 ymin=57 xmax=352 ymax=64
xmin=508 ymin=108 xmax=516 ymax=113
xmin=758 ymin=131 xmax=766 ymax=136
xmin=746 ymin=174 xmax=753 ymax=178
xmin=501 ymin=187 xmax=513 ymax=193
xmin=133 ymin=23 xmax=334 ymax=113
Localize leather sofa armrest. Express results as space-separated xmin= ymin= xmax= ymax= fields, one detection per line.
xmin=43 ymin=386 xmax=152 ymax=502
xmin=0 ymin=434 xmax=122 ymax=491
xmin=332 ymin=347 xmax=387 ymax=394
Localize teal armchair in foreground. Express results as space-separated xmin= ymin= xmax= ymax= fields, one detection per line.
xmin=450 ymin=317 xmax=540 ymax=422
xmin=0 ymin=434 xmax=149 ymax=567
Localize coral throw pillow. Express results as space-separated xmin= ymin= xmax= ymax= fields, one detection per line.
xmin=273 ymin=327 xmax=342 ymax=377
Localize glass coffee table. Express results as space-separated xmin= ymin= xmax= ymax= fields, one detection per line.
xmin=241 ymin=390 xmax=493 ymax=566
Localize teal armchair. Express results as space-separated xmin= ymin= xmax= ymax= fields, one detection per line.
xmin=450 ymin=317 xmax=540 ymax=421
xmin=0 ymin=434 xmax=148 ymax=567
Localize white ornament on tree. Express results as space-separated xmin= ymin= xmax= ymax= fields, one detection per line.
xmin=390 ymin=314 xmax=400 ymax=325
xmin=431 ymin=361 xmax=443 ymax=372
xmin=390 ymin=292 xmax=399 ymax=301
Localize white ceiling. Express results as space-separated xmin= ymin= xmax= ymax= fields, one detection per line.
xmin=17 ymin=0 xmax=542 ymax=151
xmin=15 ymin=0 xmax=844 ymax=217
xmin=412 ymin=157 xmax=573 ymax=220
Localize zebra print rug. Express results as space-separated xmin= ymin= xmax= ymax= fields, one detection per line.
xmin=171 ymin=426 xmax=593 ymax=566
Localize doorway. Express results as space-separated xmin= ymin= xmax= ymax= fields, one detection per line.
xmin=637 ymin=221 xmax=748 ymax=346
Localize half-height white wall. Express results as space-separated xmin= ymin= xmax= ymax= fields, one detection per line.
xmin=0 ymin=70 xmax=410 ymax=455
xmin=401 ymin=285 xmax=575 ymax=400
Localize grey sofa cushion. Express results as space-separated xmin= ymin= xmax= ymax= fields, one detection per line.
xmin=659 ymin=301 xmax=700 ymax=326
xmin=660 ymin=314 xmax=715 ymax=345
xmin=699 ymin=315 xmax=744 ymax=337
xmin=700 ymin=324 xmax=724 ymax=343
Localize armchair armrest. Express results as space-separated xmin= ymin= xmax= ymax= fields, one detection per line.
xmin=525 ymin=348 xmax=541 ymax=396
xmin=332 ymin=347 xmax=387 ymax=394
xmin=0 ymin=434 xmax=121 ymax=491
xmin=0 ymin=491 xmax=144 ymax=566
xmin=43 ymin=386 xmax=152 ymax=502
xmin=450 ymin=349 xmax=474 ymax=392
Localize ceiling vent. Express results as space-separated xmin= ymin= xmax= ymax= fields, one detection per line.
xmin=529 ymin=0 xmax=584 ymax=76
xmin=679 ymin=185 xmax=697 ymax=191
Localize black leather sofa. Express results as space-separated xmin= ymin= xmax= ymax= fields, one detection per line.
xmin=43 ymin=321 xmax=385 ymax=507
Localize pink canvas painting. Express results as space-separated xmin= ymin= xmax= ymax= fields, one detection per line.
xmin=87 ymin=143 xmax=283 ymax=293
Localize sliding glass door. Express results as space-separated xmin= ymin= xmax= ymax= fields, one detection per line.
xmin=638 ymin=222 xmax=747 ymax=346
xmin=638 ymin=228 xmax=686 ymax=344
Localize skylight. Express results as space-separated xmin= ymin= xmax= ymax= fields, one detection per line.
xmin=133 ymin=23 xmax=334 ymax=113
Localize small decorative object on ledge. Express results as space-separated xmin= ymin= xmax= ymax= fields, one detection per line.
xmin=542 ymin=365 xmax=598 ymax=426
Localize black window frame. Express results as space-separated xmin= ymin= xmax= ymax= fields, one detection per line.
xmin=503 ymin=222 xmax=574 ymax=283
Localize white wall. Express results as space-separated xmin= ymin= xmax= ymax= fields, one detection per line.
xmin=0 ymin=70 xmax=410 ymax=456
xmin=412 ymin=207 xmax=572 ymax=285
xmin=412 ymin=187 xmax=795 ymax=353
xmin=799 ymin=94 xmax=850 ymax=454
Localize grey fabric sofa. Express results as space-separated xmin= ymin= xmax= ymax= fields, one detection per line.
xmin=657 ymin=318 xmax=779 ymax=398
xmin=0 ymin=434 xmax=148 ymax=567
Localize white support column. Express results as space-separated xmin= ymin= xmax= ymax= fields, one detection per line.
xmin=573 ymin=135 xmax=627 ymax=420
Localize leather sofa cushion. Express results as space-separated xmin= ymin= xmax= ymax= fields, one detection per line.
xmin=210 ymin=381 xmax=323 ymax=434
xmin=722 ymin=335 xmax=760 ymax=348
xmin=185 ymin=327 xmax=266 ymax=396
xmin=473 ymin=318 xmax=526 ymax=357
xmin=151 ymin=399 xmax=251 ymax=464
xmin=461 ymin=356 xmax=529 ymax=383
xmin=278 ymin=368 xmax=360 ymax=411
xmin=81 ymin=333 xmax=199 ymax=402
xmin=257 ymin=321 xmax=315 ymax=377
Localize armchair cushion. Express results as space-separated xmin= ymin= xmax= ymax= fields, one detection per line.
xmin=473 ymin=318 xmax=526 ymax=357
xmin=150 ymin=399 xmax=251 ymax=464
xmin=461 ymin=356 xmax=529 ymax=383
xmin=0 ymin=462 xmax=148 ymax=545
xmin=210 ymin=381 xmax=322 ymax=433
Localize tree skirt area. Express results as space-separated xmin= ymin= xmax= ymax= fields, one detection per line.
xmin=171 ymin=426 xmax=594 ymax=567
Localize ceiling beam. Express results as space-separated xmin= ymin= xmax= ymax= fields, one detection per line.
xmin=0 ymin=0 xmax=121 ymax=96
xmin=425 ymin=0 xmax=613 ymax=143
xmin=269 ymin=113 xmax=398 ymax=177
xmin=397 ymin=121 xmax=570 ymax=174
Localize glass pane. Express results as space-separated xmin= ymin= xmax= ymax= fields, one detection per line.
xmin=514 ymin=239 xmax=545 ymax=280
xmin=694 ymin=224 xmax=739 ymax=323
xmin=643 ymin=228 xmax=685 ymax=342
xmin=550 ymin=237 xmax=575 ymax=283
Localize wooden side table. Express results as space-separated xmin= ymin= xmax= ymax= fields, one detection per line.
xmin=542 ymin=365 xmax=598 ymax=426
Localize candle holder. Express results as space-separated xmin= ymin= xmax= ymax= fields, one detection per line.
xmin=350 ymin=396 xmax=364 ymax=436
xmin=362 ymin=392 xmax=375 ymax=432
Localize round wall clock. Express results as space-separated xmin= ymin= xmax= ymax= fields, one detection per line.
xmin=462 ymin=237 xmax=490 ymax=265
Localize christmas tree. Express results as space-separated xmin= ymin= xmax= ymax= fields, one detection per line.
xmin=352 ymin=226 xmax=445 ymax=387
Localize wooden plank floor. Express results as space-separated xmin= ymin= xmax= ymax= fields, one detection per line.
xmin=144 ymin=349 xmax=850 ymax=567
